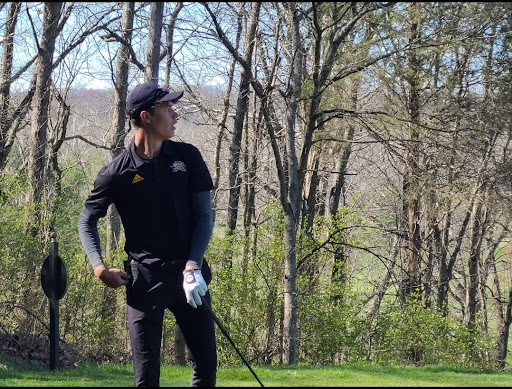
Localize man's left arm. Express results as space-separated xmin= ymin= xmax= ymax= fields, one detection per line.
xmin=185 ymin=190 xmax=214 ymax=270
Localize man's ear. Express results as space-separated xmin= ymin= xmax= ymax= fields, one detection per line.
xmin=140 ymin=110 xmax=151 ymax=124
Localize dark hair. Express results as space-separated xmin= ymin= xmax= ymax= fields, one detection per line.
xmin=129 ymin=106 xmax=155 ymax=128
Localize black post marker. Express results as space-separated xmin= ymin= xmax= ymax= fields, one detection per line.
xmin=41 ymin=232 xmax=68 ymax=371
xmin=49 ymin=233 xmax=59 ymax=371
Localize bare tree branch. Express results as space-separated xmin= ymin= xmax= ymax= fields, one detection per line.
xmin=63 ymin=135 xmax=111 ymax=150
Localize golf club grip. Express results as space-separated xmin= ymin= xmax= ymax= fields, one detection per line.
xmin=200 ymin=296 xmax=264 ymax=387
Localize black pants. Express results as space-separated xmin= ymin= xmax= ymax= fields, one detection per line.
xmin=125 ymin=258 xmax=217 ymax=387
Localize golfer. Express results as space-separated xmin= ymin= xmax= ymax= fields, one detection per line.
xmin=78 ymin=81 xmax=217 ymax=386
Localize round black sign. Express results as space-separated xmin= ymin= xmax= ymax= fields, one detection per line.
xmin=40 ymin=255 xmax=68 ymax=300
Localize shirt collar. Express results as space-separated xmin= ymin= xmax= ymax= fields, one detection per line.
xmin=129 ymin=138 xmax=175 ymax=168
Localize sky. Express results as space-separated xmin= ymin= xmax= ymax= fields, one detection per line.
xmin=1 ymin=2 xmax=230 ymax=92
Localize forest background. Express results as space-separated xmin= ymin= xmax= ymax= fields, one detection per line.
xmin=1 ymin=1 xmax=512 ymax=371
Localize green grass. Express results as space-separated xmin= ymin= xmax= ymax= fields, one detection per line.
xmin=1 ymin=353 xmax=512 ymax=386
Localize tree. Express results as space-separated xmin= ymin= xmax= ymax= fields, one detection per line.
xmin=0 ymin=2 xmax=37 ymax=171
xmin=102 ymin=0 xmax=135 ymax=324
xmin=145 ymin=2 xmax=164 ymax=82
xmin=205 ymin=1 xmax=396 ymax=364
xmin=27 ymin=2 xmax=65 ymax=238
xmin=225 ymin=3 xmax=261 ymax=236
xmin=25 ymin=2 xmax=121 ymax=239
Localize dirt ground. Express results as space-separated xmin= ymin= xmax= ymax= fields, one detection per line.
xmin=0 ymin=332 xmax=84 ymax=368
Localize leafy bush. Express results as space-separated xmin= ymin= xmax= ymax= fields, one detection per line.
xmin=206 ymin=202 xmax=285 ymax=366
xmin=366 ymin=300 xmax=496 ymax=368
xmin=298 ymin=283 xmax=369 ymax=365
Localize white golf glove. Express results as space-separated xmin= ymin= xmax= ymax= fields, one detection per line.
xmin=182 ymin=269 xmax=208 ymax=308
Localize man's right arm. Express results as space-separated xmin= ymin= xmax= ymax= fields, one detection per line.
xmin=78 ymin=206 xmax=103 ymax=269
xmin=78 ymin=206 xmax=130 ymax=288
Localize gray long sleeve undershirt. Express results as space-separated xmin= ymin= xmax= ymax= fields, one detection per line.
xmin=78 ymin=191 xmax=214 ymax=270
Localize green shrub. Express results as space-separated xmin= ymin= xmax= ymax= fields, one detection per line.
xmin=367 ymin=300 xmax=496 ymax=368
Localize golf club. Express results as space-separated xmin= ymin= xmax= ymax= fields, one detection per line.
xmin=200 ymin=296 xmax=264 ymax=387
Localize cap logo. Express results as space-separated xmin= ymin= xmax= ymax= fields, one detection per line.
xmin=171 ymin=161 xmax=186 ymax=173
xmin=132 ymin=173 xmax=144 ymax=183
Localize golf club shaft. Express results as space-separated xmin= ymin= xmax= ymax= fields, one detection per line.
xmin=200 ymin=296 xmax=264 ymax=387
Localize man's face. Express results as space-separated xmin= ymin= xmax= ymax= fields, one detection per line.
xmin=146 ymin=100 xmax=178 ymax=139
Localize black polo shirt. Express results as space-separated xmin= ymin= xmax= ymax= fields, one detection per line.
xmin=84 ymin=139 xmax=214 ymax=262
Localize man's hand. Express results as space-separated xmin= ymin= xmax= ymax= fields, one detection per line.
xmin=182 ymin=269 xmax=207 ymax=308
xmin=94 ymin=264 xmax=130 ymax=288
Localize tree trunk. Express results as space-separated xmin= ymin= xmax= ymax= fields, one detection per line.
xmin=145 ymin=2 xmax=164 ymax=83
xmin=497 ymin=289 xmax=512 ymax=370
xmin=328 ymin=125 xmax=355 ymax=217
xmin=282 ymin=212 xmax=298 ymax=365
xmin=465 ymin=127 xmax=497 ymax=328
xmin=211 ymin=51 xmax=238 ymax=224
xmin=327 ymin=78 xmax=358 ymax=295
xmin=300 ymin=146 xmax=320 ymax=283
xmin=437 ymin=207 xmax=472 ymax=314
xmin=0 ymin=2 xmax=21 ymax=170
xmin=27 ymin=2 xmax=63 ymax=237
xmin=467 ymin=198 xmax=484 ymax=328
xmin=281 ymin=3 xmax=303 ymax=365
xmin=242 ymin=105 xmax=256 ymax=274
xmin=163 ymin=2 xmax=184 ymax=88
xmin=400 ymin=4 xmax=422 ymax=302
xmin=100 ymin=1 xmax=135 ymax=321
xmin=101 ymin=205 xmax=121 ymax=321
xmin=327 ymin=70 xmax=359 ymax=219
xmin=435 ymin=45 xmax=471 ymax=314
xmin=110 ymin=2 xmax=134 ymax=157
xmin=48 ymin=85 xmax=70 ymax=236
xmin=487 ymin=229 xmax=510 ymax=370
xmin=302 ymin=147 xmax=320 ymax=235
xmin=211 ymin=11 xmax=241 ymax=224
xmin=222 ymin=3 xmax=261 ymax=280
xmin=107 ymin=0 xmax=133 ymax=232
xmin=226 ymin=3 xmax=261 ymax=233
xmin=264 ymin=284 xmax=277 ymax=364
xmin=435 ymin=141 xmax=456 ymax=313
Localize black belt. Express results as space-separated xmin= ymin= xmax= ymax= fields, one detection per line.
xmin=129 ymin=256 xmax=187 ymax=266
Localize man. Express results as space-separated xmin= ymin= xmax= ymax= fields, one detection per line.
xmin=78 ymin=81 xmax=217 ymax=387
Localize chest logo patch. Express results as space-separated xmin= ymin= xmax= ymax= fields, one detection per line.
xmin=132 ymin=173 xmax=144 ymax=184
xmin=171 ymin=161 xmax=187 ymax=173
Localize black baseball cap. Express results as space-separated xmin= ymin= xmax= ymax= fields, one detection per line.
xmin=126 ymin=81 xmax=183 ymax=118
